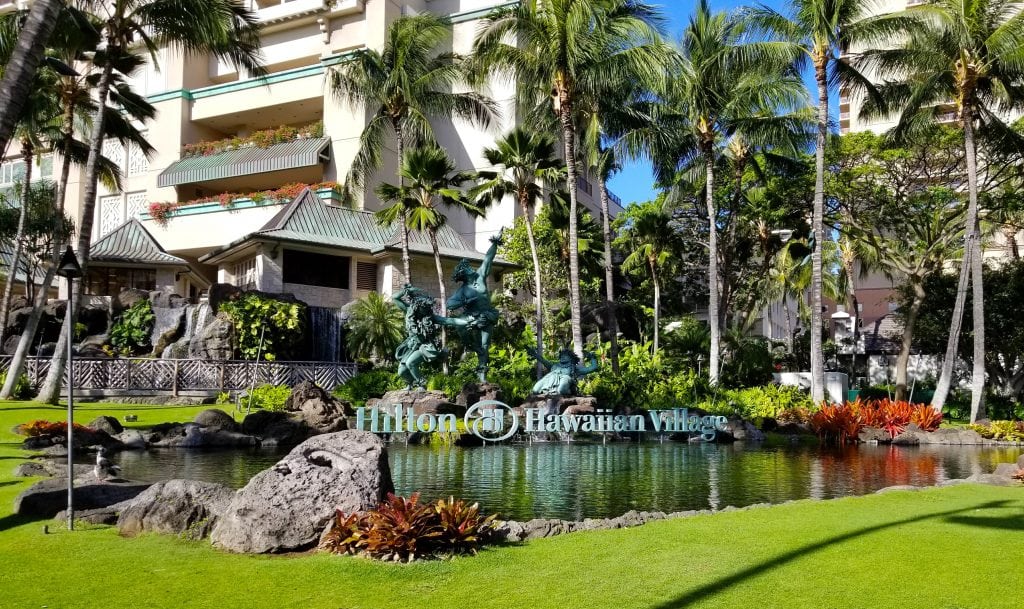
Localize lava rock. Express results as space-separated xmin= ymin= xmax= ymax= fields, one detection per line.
xmin=284 ymin=381 xmax=351 ymax=433
xmin=366 ymin=389 xmax=463 ymax=417
xmin=193 ymin=409 xmax=239 ymax=432
xmin=13 ymin=478 xmax=151 ymax=518
xmin=88 ymin=416 xmax=124 ymax=436
xmin=112 ymin=288 xmax=149 ymax=317
xmin=188 ymin=312 xmax=235 ymax=360
xmin=210 ymin=431 xmax=393 ymax=553
xmin=149 ymin=291 xmax=189 ymax=309
xmin=718 ymin=417 xmax=765 ymax=442
xmin=118 ymin=479 xmax=235 ymax=540
xmin=992 ymin=462 xmax=1021 ymax=478
xmin=149 ymin=306 xmax=186 ymax=357
xmin=858 ymin=426 xmax=890 ymax=443
xmin=456 ymin=382 xmax=504 ymax=407
xmin=892 ymin=423 xmax=923 ymax=446
xmin=147 ymin=423 xmax=256 ymax=448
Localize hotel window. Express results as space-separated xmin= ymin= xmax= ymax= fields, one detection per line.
xmin=355 ymin=261 xmax=378 ymax=291
xmin=283 ymin=249 xmax=350 ymax=289
xmin=233 ymin=258 xmax=258 ymax=289
xmin=86 ymin=267 xmax=156 ymax=296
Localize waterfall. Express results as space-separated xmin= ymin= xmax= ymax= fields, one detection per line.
xmin=163 ymin=301 xmax=212 ymax=359
xmin=309 ymin=306 xmax=348 ymax=362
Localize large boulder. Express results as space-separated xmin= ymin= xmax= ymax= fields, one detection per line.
xmin=858 ymin=426 xmax=890 ymax=444
xmin=456 ymin=382 xmax=504 ymax=407
xmin=208 ymin=283 xmax=243 ymax=314
xmin=146 ymin=422 xmax=256 ymax=448
xmin=210 ymin=431 xmax=393 ymax=553
xmin=284 ymin=381 xmax=351 ymax=433
xmin=718 ymin=417 xmax=765 ymax=442
xmin=366 ymin=389 xmax=463 ymax=416
xmin=88 ymin=416 xmax=124 ymax=436
xmin=188 ymin=312 xmax=236 ymax=360
xmin=118 ymin=479 xmax=234 ymax=540
xmin=149 ymin=306 xmax=187 ymax=357
xmin=241 ymin=410 xmax=309 ymax=447
xmin=149 ymin=290 xmax=189 ymax=309
xmin=13 ymin=478 xmax=151 ymax=518
xmin=193 ymin=409 xmax=239 ymax=432
xmin=112 ymin=288 xmax=149 ymax=318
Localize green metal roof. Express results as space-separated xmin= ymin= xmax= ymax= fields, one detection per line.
xmin=157 ymin=137 xmax=331 ymax=187
xmin=90 ymin=219 xmax=188 ymax=266
xmin=200 ymin=188 xmax=510 ymax=265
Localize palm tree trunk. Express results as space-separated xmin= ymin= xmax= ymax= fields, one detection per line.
xmin=2 ymin=105 xmax=73 ymax=399
xmin=0 ymin=139 xmax=33 ymax=348
xmin=810 ymin=61 xmax=828 ymax=403
xmin=965 ymin=119 xmax=986 ymax=422
xmin=428 ymin=228 xmax=448 ymax=373
xmin=598 ymin=173 xmax=619 ymax=374
xmin=520 ymin=193 xmax=545 ymax=379
xmin=932 ymin=114 xmax=983 ymax=414
xmin=894 ymin=280 xmax=925 ymax=401
xmin=784 ymin=293 xmax=794 ymax=355
xmin=36 ymin=52 xmax=115 ymax=404
xmin=704 ymin=148 xmax=720 ymax=385
xmin=650 ymin=258 xmax=660 ymax=354
xmin=559 ymin=97 xmax=584 ymax=357
xmin=395 ymin=125 xmax=411 ymax=283
xmin=0 ymin=0 xmax=63 ymax=157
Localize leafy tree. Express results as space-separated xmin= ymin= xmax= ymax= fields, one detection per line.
xmin=220 ymin=293 xmax=305 ymax=361
xmin=653 ymin=0 xmax=806 ymax=385
xmin=345 ymin=292 xmax=403 ymax=363
xmin=830 ymin=129 xmax=968 ymax=400
xmin=853 ymin=0 xmax=1024 ymax=420
xmin=376 ymin=145 xmax=478 ymax=324
xmin=332 ymin=13 xmax=494 ymax=282
xmin=472 ymin=128 xmax=565 ymax=376
xmin=473 ymin=0 xmax=666 ymax=357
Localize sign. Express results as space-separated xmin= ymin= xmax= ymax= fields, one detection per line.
xmin=354 ymin=401 xmax=729 ymax=442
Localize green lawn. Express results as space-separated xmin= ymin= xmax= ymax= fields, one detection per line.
xmin=0 ymin=400 xmax=1022 ymax=609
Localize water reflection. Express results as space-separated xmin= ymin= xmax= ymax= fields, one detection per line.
xmin=112 ymin=442 xmax=1022 ymax=521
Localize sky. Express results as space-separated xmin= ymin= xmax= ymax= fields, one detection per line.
xmin=605 ymin=0 xmax=826 ymax=206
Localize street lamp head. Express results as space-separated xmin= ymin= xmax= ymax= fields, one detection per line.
xmin=57 ymin=246 xmax=83 ymax=279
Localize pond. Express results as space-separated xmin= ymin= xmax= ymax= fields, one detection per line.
xmin=109 ymin=441 xmax=1023 ymax=521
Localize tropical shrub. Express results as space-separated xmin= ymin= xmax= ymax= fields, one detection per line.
xmin=244 ymin=384 xmax=291 ymax=412
xmin=776 ymin=407 xmax=812 ymax=426
xmin=319 ymin=492 xmax=497 ymax=562
xmin=220 ymin=293 xmax=305 ymax=360
xmin=967 ymin=421 xmax=1024 ymax=441
xmin=148 ymin=181 xmax=342 ymax=224
xmin=181 ymin=121 xmax=324 ymax=158
xmin=345 ymin=292 xmax=404 ymax=363
xmin=335 ymin=370 xmax=403 ymax=407
xmin=696 ymin=384 xmax=815 ymax=422
xmin=810 ymin=404 xmax=864 ymax=445
xmin=109 ymin=299 xmax=155 ymax=355
xmin=21 ymin=420 xmax=93 ymax=437
xmin=0 ymin=371 xmax=33 ymax=400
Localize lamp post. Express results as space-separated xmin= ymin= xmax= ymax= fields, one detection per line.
xmin=57 ymin=245 xmax=82 ymax=531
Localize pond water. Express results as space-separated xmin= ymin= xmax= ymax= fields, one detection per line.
xmin=109 ymin=441 xmax=1023 ymax=521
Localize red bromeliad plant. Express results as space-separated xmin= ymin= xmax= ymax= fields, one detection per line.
xmin=810 ymin=399 xmax=943 ymax=444
xmin=909 ymin=404 xmax=943 ymax=431
xmin=20 ymin=420 xmax=93 ymax=437
xmin=810 ymin=403 xmax=863 ymax=445
xmin=319 ymin=492 xmax=498 ymax=562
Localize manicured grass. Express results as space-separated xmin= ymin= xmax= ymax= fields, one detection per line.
xmin=0 ymin=400 xmax=1022 ymax=609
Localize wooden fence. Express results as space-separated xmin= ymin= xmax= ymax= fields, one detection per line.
xmin=0 ymin=356 xmax=358 ymax=395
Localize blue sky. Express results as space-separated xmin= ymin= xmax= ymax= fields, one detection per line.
xmin=606 ymin=0 xmax=824 ymax=206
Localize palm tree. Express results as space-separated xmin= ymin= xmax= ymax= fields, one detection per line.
xmin=615 ymin=196 xmax=676 ymax=353
xmin=0 ymin=0 xmax=64 ymax=157
xmin=34 ymin=0 xmax=266 ymax=404
xmin=345 ymin=292 xmax=404 ymax=363
xmin=376 ymin=145 xmax=478 ymax=328
xmin=332 ymin=13 xmax=495 ymax=284
xmin=654 ymin=0 xmax=806 ymax=385
xmin=472 ymin=0 xmax=665 ymax=356
xmin=472 ymin=128 xmax=565 ymax=376
xmin=744 ymin=0 xmax=877 ymax=402
xmin=852 ymin=0 xmax=1024 ymax=421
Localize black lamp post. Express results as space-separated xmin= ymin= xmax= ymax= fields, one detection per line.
xmin=57 ymin=245 xmax=82 ymax=531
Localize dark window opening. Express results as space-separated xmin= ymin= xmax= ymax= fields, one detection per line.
xmin=283 ymin=249 xmax=350 ymax=289
xmin=86 ymin=267 xmax=156 ymax=296
xmin=355 ymin=261 xmax=378 ymax=291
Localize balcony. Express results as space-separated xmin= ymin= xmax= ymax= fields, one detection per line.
xmin=241 ymin=0 xmax=362 ymax=24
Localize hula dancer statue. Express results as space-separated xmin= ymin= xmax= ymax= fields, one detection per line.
xmin=446 ymin=231 xmax=503 ymax=382
xmin=526 ymin=346 xmax=600 ymax=397
xmin=393 ymin=284 xmax=451 ymax=389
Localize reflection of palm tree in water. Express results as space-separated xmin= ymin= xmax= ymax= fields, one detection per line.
xmin=446 ymin=232 xmax=503 ymax=382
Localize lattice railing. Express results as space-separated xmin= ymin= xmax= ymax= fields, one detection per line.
xmin=0 ymin=356 xmax=358 ymax=393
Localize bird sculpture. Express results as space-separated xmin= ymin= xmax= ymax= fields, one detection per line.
xmin=93 ymin=447 xmax=122 ymax=481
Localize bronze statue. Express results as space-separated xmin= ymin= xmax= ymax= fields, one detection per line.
xmin=392 ymin=285 xmax=449 ymax=389
xmin=526 ymin=347 xmax=600 ymax=397
xmin=446 ymin=232 xmax=503 ymax=382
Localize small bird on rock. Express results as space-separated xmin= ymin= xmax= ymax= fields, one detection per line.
xmin=94 ymin=447 xmax=122 ymax=481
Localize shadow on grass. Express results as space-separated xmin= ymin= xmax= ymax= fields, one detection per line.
xmin=946 ymin=511 xmax=1024 ymax=532
xmin=0 ymin=512 xmax=33 ymax=532
xmin=647 ymin=500 xmax=1014 ymax=609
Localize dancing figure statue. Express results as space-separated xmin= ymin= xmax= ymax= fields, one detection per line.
xmin=446 ymin=231 xmax=503 ymax=382
xmin=393 ymin=284 xmax=449 ymax=389
xmin=526 ymin=347 xmax=600 ymax=397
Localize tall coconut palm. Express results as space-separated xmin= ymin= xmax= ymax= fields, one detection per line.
xmin=615 ymin=196 xmax=677 ymax=353
xmin=472 ymin=128 xmax=565 ymax=377
xmin=34 ymin=0 xmax=266 ymax=404
xmin=376 ymin=145 xmax=479 ymax=330
xmin=0 ymin=0 xmax=64 ymax=157
xmin=472 ymin=0 xmax=665 ymax=356
xmin=653 ymin=0 xmax=806 ymax=384
xmin=332 ymin=13 xmax=495 ymax=284
xmin=744 ymin=0 xmax=879 ymax=402
xmin=852 ymin=0 xmax=1024 ymax=421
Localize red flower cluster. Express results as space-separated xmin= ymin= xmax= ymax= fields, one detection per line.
xmin=147 ymin=181 xmax=342 ymax=225
xmin=181 ymin=121 xmax=324 ymax=158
